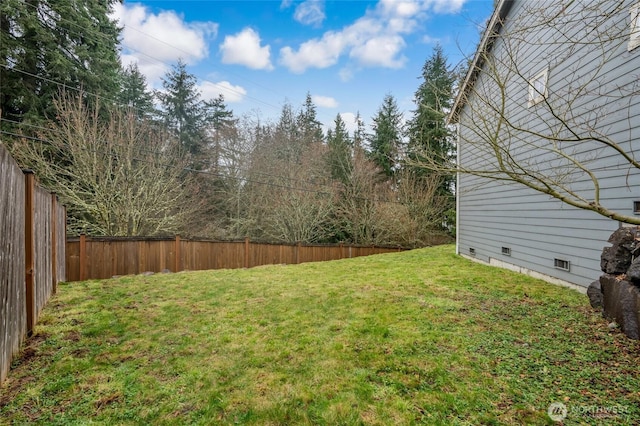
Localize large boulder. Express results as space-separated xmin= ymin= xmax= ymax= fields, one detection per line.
xmin=587 ymin=280 xmax=603 ymax=309
xmin=594 ymin=227 xmax=640 ymax=339
xmin=600 ymin=227 xmax=640 ymax=274
xmin=600 ymin=274 xmax=640 ymax=340
xmin=626 ymin=256 xmax=640 ymax=284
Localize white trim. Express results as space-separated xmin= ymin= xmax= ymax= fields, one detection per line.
xmin=629 ymin=3 xmax=640 ymax=51
xmin=528 ymin=67 xmax=548 ymax=107
xmin=459 ymin=254 xmax=587 ymax=294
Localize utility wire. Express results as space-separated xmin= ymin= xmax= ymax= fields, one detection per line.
xmin=0 ymin=128 xmax=405 ymax=205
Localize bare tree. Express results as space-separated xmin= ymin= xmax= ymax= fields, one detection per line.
xmin=395 ymin=170 xmax=453 ymax=246
xmin=11 ymin=93 xmax=196 ymax=235
xmin=442 ymin=1 xmax=640 ymax=224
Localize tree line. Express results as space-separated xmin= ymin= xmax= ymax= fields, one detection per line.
xmin=0 ymin=0 xmax=456 ymax=247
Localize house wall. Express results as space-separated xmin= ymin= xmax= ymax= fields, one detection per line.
xmin=457 ymin=0 xmax=640 ymax=288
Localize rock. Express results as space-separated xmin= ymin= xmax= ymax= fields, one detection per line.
xmin=161 ymin=269 xmax=172 ymax=274
xmin=141 ymin=271 xmax=155 ymax=276
xmin=601 ymin=227 xmax=640 ymax=274
xmin=601 ymin=244 xmax=632 ymax=274
xmin=607 ymin=227 xmax=640 ymax=250
xmin=600 ymin=274 xmax=640 ymax=339
xmin=626 ymin=257 xmax=640 ymax=284
xmin=587 ymin=280 xmax=603 ymax=309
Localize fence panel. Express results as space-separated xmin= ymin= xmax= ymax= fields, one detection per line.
xmin=0 ymin=143 xmax=66 ymax=385
xmin=33 ymin=185 xmax=53 ymax=322
xmin=66 ymin=237 xmax=412 ymax=281
xmin=0 ymin=145 xmax=27 ymax=384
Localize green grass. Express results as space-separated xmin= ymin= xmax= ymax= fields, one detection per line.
xmin=1 ymin=245 xmax=639 ymax=425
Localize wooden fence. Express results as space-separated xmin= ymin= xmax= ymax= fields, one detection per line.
xmin=65 ymin=236 xmax=405 ymax=282
xmin=1 ymin=143 xmax=66 ymax=385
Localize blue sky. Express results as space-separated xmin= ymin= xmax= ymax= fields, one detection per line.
xmin=111 ymin=0 xmax=494 ymax=133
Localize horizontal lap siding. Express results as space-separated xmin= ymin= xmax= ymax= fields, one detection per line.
xmin=0 ymin=145 xmax=26 ymax=384
xmin=457 ymin=0 xmax=638 ymax=288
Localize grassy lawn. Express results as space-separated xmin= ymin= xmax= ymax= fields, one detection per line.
xmin=1 ymin=245 xmax=639 ymax=425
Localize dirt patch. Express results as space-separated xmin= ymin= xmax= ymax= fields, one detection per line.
xmin=66 ymin=330 xmax=82 ymax=342
xmin=94 ymin=392 xmax=123 ymax=410
xmin=0 ymin=375 xmax=35 ymax=408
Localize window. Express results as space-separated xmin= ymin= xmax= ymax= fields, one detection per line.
xmin=501 ymin=247 xmax=511 ymax=256
xmin=634 ymin=201 xmax=640 ymax=214
xmin=469 ymin=248 xmax=476 ymax=256
xmin=528 ymin=68 xmax=548 ymax=107
xmin=629 ymin=3 xmax=640 ymax=51
xmin=554 ymin=258 xmax=570 ymax=272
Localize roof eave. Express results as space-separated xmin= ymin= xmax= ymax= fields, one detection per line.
xmin=447 ymin=0 xmax=515 ymax=125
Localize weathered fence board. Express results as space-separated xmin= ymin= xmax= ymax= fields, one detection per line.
xmin=65 ymin=237 xmax=406 ymax=281
xmin=0 ymin=145 xmax=26 ymax=385
xmin=0 ymin=143 xmax=66 ymax=385
xmin=33 ymin=185 xmax=53 ymax=323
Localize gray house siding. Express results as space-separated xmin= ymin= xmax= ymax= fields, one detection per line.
xmin=455 ymin=0 xmax=640 ymax=289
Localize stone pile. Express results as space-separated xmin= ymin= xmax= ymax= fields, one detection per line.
xmin=588 ymin=227 xmax=640 ymax=339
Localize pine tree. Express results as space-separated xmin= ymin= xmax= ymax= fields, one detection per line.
xmin=353 ymin=111 xmax=366 ymax=151
xmin=326 ymin=113 xmax=352 ymax=184
xmin=204 ymin=94 xmax=235 ymax=173
xmin=157 ymin=60 xmax=206 ymax=162
xmin=368 ymin=94 xmax=404 ymax=178
xmin=274 ymin=101 xmax=300 ymax=164
xmin=118 ymin=63 xmax=156 ymax=120
xmin=0 ymin=0 xmax=121 ymax=125
xmin=297 ymin=92 xmax=324 ymax=146
xmin=406 ymin=45 xmax=454 ymax=194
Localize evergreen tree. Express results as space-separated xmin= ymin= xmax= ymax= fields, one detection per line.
xmin=118 ymin=63 xmax=156 ymax=120
xmin=406 ymin=45 xmax=455 ymax=194
xmin=204 ymin=94 xmax=235 ymax=173
xmin=368 ymin=94 xmax=404 ymax=178
xmin=157 ymin=60 xmax=206 ymax=161
xmin=353 ymin=111 xmax=366 ymax=151
xmin=0 ymin=0 xmax=121 ymax=125
xmin=297 ymin=92 xmax=324 ymax=146
xmin=274 ymin=101 xmax=300 ymax=164
xmin=326 ymin=113 xmax=352 ymax=184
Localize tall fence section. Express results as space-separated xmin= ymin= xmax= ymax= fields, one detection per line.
xmin=0 ymin=143 xmax=66 ymax=384
xmin=66 ymin=236 xmax=404 ymax=282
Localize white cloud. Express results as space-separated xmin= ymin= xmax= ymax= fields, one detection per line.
xmin=111 ymin=3 xmax=217 ymax=84
xmin=220 ymin=28 xmax=273 ymax=70
xmin=279 ymin=0 xmax=467 ymax=73
xmin=349 ymin=35 xmax=406 ymax=68
xmin=312 ymin=95 xmax=338 ymax=108
xmin=338 ymin=67 xmax=354 ymax=82
xmin=280 ymin=31 xmax=345 ymax=73
xmin=294 ymin=1 xmax=326 ymax=27
xmin=339 ymin=112 xmax=358 ymax=134
xmin=431 ymin=0 xmax=466 ymax=14
xmin=199 ymin=81 xmax=247 ymax=104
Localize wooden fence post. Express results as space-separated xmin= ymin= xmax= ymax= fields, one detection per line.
xmin=174 ymin=235 xmax=181 ymax=272
xmin=51 ymin=194 xmax=57 ymax=294
xmin=24 ymin=171 xmax=35 ymax=336
xmin=79 ymin=234 xmax=86 ymax=281
xmin=244 ymin=237 xmax=250 ymax=268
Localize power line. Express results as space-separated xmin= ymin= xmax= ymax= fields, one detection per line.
xmin=0 ymin=116 xmax=344 ymax=193
xmin=14 ymin=0 xmax=285 ymax=113
xmin=0 ymin=128 xmax=403 ymax=205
